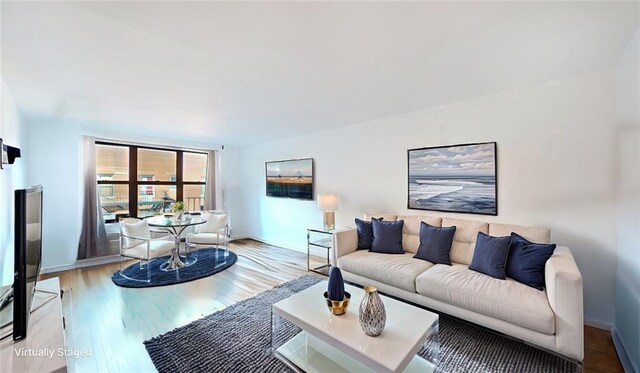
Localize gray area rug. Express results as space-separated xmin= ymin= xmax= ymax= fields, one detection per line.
xmin=144 ymin=275 xmax=576 ymax=373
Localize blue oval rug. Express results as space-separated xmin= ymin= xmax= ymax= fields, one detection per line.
xmin=112 ymin=248 xmax=237 ymax=288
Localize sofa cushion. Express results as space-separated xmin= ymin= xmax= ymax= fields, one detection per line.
xmin=398 ymin=215 xmax=442 ymax=253
xmin=338 ymin=251 xmax=433 ymax=293
xmin=415 ymin=264 xmax=555 ymax=334
xmin=370 ymin=220 xmax=405 ymax=254
xmin=469 ymin=232 xmax=511 ymax=279
xmin=364 ymin=213 xmax=397 ymax=221
xmin=355 ymin=217 xmax=381 ymax=249
xmin=442 ymin=218 xmax=489 ymax=265
xmin=414 ymin=222 xmax=455 ymax=265
xmin=489 ymin=223 xmax=550 ymax=244
xmin=506 ymin=233 xmax=557 ymax=290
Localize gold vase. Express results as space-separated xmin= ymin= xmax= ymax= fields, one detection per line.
xmin=323 ymin=291 xmax=351 ymax=315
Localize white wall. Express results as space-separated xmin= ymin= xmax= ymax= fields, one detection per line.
xmin=25 ymin=116 xmax=221 ymax=271
xmin=0 ymin=77 xmax=28 ymax=285
xmin=219 ymin=145 xmax=242 ymax=225
xmin=613 ymin=27 xmax=639 ymax=372
xmin=231 ymin=70 xmax=618 ymax=327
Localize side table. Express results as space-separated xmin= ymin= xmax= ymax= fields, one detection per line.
xmin=306 ymin=228 xmax=338 ymax=275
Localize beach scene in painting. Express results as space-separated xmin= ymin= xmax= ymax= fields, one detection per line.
xmin=266 ymin=159 xmax=313 ymax=200
xmin=408 ymin=143 xmax=496 ymax=214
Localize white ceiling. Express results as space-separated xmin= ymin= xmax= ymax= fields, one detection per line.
xmin=2 ymin=1 xmax=638 ymax=145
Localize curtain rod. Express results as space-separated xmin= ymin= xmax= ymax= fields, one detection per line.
xmin=87 ymin=135 xmax=221 ymax=153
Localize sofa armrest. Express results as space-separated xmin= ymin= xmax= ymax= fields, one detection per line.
xmin=332 ymin=228 xmax=358 ymax=266
xmin=545 ymin=246 xmax=584 ymax=361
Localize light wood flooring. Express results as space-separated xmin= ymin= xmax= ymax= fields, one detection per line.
xmin=45 ymin=239 xmax=622 ymax=373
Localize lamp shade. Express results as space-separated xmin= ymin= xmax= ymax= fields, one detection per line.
xmin=317 ymin=194 xmax=338 ymax=211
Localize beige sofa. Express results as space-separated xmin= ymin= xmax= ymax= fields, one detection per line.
xmin=333 ymin=213 xmax=584 ymax=362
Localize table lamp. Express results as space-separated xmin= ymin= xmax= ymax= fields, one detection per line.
xmin=317 ymin=194 xmax=338 ymax=230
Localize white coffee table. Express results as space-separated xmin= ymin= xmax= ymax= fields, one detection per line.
xmin=271 ymin=281 xmax=439 ymax=373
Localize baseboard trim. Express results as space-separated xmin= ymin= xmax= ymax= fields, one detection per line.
xmin=247 ymin=236 xmax=305 ymax=254
xmin=584 ymin=319 xmax=612 ymax=331
xmin=39 ymin=238 xmax=297 ymax=275
xmin=612 ymin=326 xmax=638 ymax=373
xmin=229 ymin=236 xmax=251 ymax=241
xmin=40 ymin=255 xmax=122 ymax=275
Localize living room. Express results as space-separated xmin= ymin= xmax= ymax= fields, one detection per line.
xmin=0 ymin=1 xmax=638 ymax=373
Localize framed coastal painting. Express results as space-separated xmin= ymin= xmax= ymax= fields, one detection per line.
xmin=407 ymin=142 xmax=497 ymax=215
xmin=265 ymin=158 xmax=314 ymax=200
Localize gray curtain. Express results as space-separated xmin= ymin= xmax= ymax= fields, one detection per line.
xmin=203 ymin=150 xmax=219 ymax=210
xmin=77 ymin=137 xmax=109 ymax=260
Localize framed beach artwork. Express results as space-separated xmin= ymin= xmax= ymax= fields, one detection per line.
xmin=407 ymin=142 xmax=497 ymax=215
xmin=265 ymin=158 xmax=314 ymax=200
xmin=0 ymin=138 xmax=5 ymax=169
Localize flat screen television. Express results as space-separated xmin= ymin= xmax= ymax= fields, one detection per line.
xmin=13 ymin=185 xmax=43 ymax=341
xmin=265 ymin=158 xmax=314 ymax=200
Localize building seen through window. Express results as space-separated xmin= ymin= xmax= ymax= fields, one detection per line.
xmin=96 ymin=143 xmax=207 ymax=222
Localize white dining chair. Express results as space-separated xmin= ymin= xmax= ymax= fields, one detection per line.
xmin=186 ymin=211 xmax=231 ymax=256
xmin=118 ymin=218 xmax=174 ymax=282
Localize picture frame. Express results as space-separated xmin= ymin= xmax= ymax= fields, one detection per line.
xmin=407 ymin=142 xmax=497 ymax=215
xmin=0 ymin=138 xmax=6 ymax=169
xmin=265 ymin=158 xmax=314 ymax=200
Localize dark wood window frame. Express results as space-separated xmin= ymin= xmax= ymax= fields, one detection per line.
xmin=96 ymin=141 xmax=207 ymax=219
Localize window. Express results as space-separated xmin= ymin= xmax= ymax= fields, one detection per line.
xmin=96 ymin=142 xmax=208 ymax=220
xmin=183 ymin=152 xmax=208 ymax=211
xmin=96 ymin=145 xmax=129 ymax=223
xmin=140 ymin=175 xmax=154 ymax=197
xmin=97 ymin=174 xmax=114 ymax=197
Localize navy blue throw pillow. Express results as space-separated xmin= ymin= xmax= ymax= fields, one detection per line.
xmin=370 ymin=220 xmax=404 ymax=254
xmin=469 ymin=232 xmax=511 ymax=279
xmin=506 ymin=233 xmax=556 ymax=290
xmin=413 ymin=222 xmax=456 ymax=265
xmin=355 ymin=217 xmax=382 ymax=249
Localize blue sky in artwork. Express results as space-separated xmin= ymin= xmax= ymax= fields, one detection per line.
xmin=266 ymin=159 xmax=313 ymax=177
xmin=409 ymin=143 xmax=495 ymax=176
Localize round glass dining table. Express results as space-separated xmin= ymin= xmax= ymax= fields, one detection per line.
xmin=146 ymin=215 xmax=207 ymax=271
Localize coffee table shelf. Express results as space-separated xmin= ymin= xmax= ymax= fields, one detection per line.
xmin=272 ymin=282 xmax=439 ymax=373
xmin=275 ymin=331 xmax=435 ymax=373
